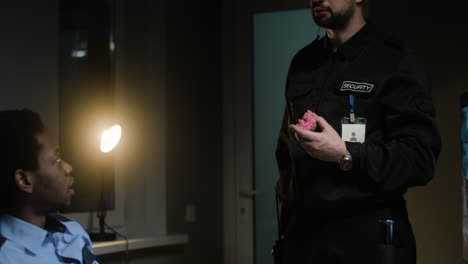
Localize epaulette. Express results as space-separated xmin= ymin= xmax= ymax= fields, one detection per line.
xmin=82 ymin=245 xmax=96 ymax=264
xmin=50 ymin=213 xmax=73 ymax=222
xmin=0 ymin=234 xmax=6 ymax=249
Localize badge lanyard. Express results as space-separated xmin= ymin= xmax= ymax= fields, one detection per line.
xmin=349 ymin=94 xmax=355 ymax=123
xmin=341 ymin=94 xmax=366 ymax=143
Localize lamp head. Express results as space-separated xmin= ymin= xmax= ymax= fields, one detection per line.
xmin=100 ymin=125 xmax=121 ymax=153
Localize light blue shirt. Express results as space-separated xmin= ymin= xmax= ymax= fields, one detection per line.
xmin=0 ymin=214 xmax=98 ymax=264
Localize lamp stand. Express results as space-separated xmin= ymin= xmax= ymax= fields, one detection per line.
xmin=89 ymin=169 xmax=116 ymax=242
xmin=89 ymin=209 xmax=116 ymax=241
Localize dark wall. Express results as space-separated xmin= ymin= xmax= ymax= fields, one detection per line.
xmin=166 ymin=0 xmax=223 ymax=264
xmin=99 ymin=0 xmax=224 ymax=262
xmin=0 ymin=1 xmax=59 ymax=132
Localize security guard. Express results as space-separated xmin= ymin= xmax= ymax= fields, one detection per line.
xmin=0 ymin=109 xmax=98 ymax=264
xmin=274 ymin=0 xmax=441 ymax=263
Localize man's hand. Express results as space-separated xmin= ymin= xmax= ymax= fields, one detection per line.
xmin=289 ymin=115 xmax=347 ymax=162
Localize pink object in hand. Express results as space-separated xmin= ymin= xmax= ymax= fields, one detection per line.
xmin=297 ymin=110 xmax=317 ymax=131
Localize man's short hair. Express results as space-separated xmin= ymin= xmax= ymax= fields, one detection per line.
xmin=0 ymin=109 xmax=44 ymax=213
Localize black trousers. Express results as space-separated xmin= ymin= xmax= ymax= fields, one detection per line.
xmin=275 ymin=202 xmax=416 ymax=264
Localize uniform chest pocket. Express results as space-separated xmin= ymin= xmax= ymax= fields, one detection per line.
xmin=286 ymin=71 xmax=320 ymax=100
xmin=286 ymin=72 xmax=322 ymax=121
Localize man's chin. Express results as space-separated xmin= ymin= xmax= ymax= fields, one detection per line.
xmin=313 ymin=17 xmax=331 ymax=28
xmin=53 ymin=202 xmax=72 ymax=213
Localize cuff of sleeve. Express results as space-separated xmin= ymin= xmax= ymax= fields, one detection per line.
xmin=345 ymin=141 xmax=364 ymax=171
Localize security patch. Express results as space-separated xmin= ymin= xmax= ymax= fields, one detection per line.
xmin=340 ymin=81 xmax=374 ymax=93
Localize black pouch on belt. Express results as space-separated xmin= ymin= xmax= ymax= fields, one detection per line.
xmin=271 ymin=236 xmax=285 ymax=264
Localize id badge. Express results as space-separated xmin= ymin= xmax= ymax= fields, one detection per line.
xmin=341 ymin=117 xmax=366 ymax=143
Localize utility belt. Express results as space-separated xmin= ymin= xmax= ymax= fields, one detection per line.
xmin=305 ymin=196 xmax=407 ymax=220
xmin=272 ymin=195 xmax=408 ymax=264
xmin=282 ymin=196 xmax=406 ymax=230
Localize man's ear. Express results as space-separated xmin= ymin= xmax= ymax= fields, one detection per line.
xmin=14 ymin=169 xmax=34 ymax=194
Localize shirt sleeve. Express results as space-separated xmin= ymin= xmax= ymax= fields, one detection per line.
xmin=346 ymin=52 xmax=442 ymax=192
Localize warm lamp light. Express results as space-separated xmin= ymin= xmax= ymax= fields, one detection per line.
xmin=100 ymin=125 xmax=121 ymax=152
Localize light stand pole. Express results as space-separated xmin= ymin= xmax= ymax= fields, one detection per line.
xmin=89 ymin=124 xmax=121 ymax=242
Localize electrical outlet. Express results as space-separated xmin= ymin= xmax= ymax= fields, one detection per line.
xmin=185 ymin=204 xmax=197 ymax=223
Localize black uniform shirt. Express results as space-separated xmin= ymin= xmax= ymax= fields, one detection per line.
xmin=275 ymin=24 xmax=442 ymax=210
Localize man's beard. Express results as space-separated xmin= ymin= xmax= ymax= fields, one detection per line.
xmin=312 ymin=4 xmax=354 ymax=30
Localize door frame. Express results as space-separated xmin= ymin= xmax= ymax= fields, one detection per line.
xmin=222 ymin=6 xmax=311 ymax=264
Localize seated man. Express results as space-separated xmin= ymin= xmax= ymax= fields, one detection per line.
xmin=0 ymin=109 xmax=98 ymax=264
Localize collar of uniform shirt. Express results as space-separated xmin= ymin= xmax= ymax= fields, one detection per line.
xmin=0 ymin=214 xmax=49 ymax=254
xmin=323 ymin=22 xmax=376 ymax=61
xmin=44 ymin=214 xmax=67 ymax=233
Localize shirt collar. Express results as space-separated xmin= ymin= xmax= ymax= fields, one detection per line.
xmin=323 ymin=23 xmax=376 ymax=61
xmin=0 ymin=214 xmax=67 ymax=254
xmin=0 ymin=214 xmax=48 ymax=254
xmin=44 ymin=214 xmax=67 ymax=233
